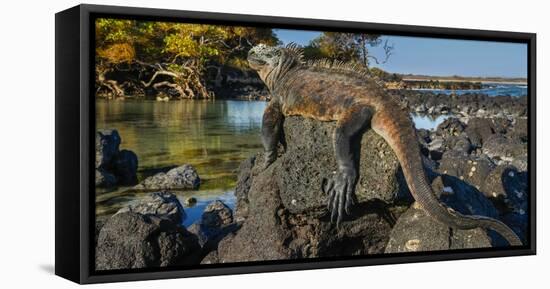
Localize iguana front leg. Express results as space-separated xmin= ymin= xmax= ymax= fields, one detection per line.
xmin=261 ymin=100 xmax=284 ymax=169
xmin=324 ymin=105 xmax=373 ymax=226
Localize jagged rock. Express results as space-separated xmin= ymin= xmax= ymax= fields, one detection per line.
xmin=202 ymin=200 xmax=233 ymax=227
xmin=234 ymin=156 xmax=256 ymax=221
xmin=95 ymin=168 xmax=117 ymax=188
xmin=135 ymin=164 xmax=200 ymax=190
xmin=212 ymin=116 xmax=402 ymax=263
xmin=278 ymin=116 xmax=403 ymax=212
xmin=480 ymin=165 xmax=528 ymax=213
xmin=95 ymin=196 xmax=200 ymax=271
xmin=507 ymin=118 xmax=528 ymax=143
xmin=482 ymin=134 xmax=527 ymax=170
xmin=96 ymin=129 xmax=121 ymax=169
xmin=116 ymin=192 xmax=186 ymax=224
xmin=438 ymin=155 xmax=495 ymax=193
xmin=465 ymin=118 xmax=495 ymax=148
xmin=385 ymin=175 xmax=496 ymax=253
xmin=434 ymin=175 xmax=500 ymax=220
xmin=113 ymin=149 xmax=138 ymax=185
xmin=188 ymin=200 xmax=238 ymax=254
xmin=435 ymin=117 xmax=466 ymax=138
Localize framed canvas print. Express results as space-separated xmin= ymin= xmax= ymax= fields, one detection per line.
xmin=55 ymin=4 xmax=536 ymax=284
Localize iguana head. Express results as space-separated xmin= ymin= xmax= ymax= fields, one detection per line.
xmin=248 ymin=43 xmax=303 ymax=88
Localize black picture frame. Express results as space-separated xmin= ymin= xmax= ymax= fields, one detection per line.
xmin=55 ymin=4 xmax=536 ymax=284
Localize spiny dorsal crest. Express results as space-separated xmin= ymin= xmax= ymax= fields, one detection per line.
xmin=281 ymin=43 xmax=388 ymax=90
xmin=283 ymin=42 xmax=305 ymax=63
xmin=306 ymin=58 xmax=386 ymax=87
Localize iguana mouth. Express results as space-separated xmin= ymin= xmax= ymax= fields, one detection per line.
xmin=247 ymin=55 xmax=266 ymax=69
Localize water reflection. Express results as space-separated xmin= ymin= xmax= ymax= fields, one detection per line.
xmin=411 ymin=113 xmax=450 ymax=130
xmin=96 ymin=99 xmax=266 ymax=225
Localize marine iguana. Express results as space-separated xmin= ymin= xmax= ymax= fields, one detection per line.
xmin=247 ymin=43 xmax=522 ymax=246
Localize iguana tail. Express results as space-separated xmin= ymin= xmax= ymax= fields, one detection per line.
xmin=371 ymin=108 xmax=522 ymax=246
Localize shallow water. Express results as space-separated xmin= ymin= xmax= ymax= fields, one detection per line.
xmin=96 ymin=99 xmax=267 ymax=226
xmin=95 ymin=99 xmax=449 ymax=226
xmin=411 ymin=113 xmax=450 ymax=130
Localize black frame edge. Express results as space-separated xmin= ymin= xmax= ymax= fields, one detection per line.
xmin=58 ymin=4 xmax=536 ymax=284
xmin=55 ymin=4 xmax=83 ymax=284
xmin=528 ymin=34 xmax=536 ymax=254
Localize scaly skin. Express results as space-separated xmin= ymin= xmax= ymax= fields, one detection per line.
xmin=247 ymin=43 xmax=522 ymax=246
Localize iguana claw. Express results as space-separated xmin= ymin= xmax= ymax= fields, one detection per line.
xmin=323 ymin=170 xmax=357 ymax=227
xmin=262 ymin=150 xmax=277 ymax=170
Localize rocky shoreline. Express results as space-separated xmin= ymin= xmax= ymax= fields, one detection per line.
xmin=95 ymin=90 xmax=529 ymax=269
xmin=393 ymin=90 xmax=527 ymax=118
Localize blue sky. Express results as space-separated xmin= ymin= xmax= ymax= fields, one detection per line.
xmin=274 ymin=29 xmax=527 ymax=78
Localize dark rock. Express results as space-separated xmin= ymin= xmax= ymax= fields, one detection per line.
xmin=501 ymin=212 xmax=528 ymax=245
xmin=429 ymin=118 xmax=473 ymax=157
xmin=135 ymin=164 xmax=200 ymax=190
xmin=465 ymin=118 xmax=495 ymax=148
xmin=482 ymin=134 xmax=527 ymax=170
xmin=506 ymin=118 xmax=528 ymax=143
xmin=385 ymin=203 xmax=492 ymax=253
xmin=116 ymin=192 xmax=186 ymax=224
xmin=200 ymin=250 xmax=220 ymax=264
xmin=395 ymin=90 xmax=527 ymax=119
xmin=113 ymin=149 xmax=138 ymax=185
xmin=202 ymin=200 xmax=233 ymax=227
xmin=385 ymin=175 xmax=497 ymax=253
xmin=95 ymin=129 xmax=139 ymax=188
xmin=183 ymin=197 xmax=197 ymax=207
xmin=96 ymin=129 xmax=121 ymax=169
xmin=212 ymin=116 xmax=401 ymax=262
xmin=491 ymin=118 xmax=513 ymax=135
xmin=435 ymin=175 xmax=500 ymax=220
xmin=443 ymin=134 xmax=473 ymax=156
xmin=95 ymin=211 xmax=200 ymax=270
xmin=95 ymin=168 xmax=117 ymax=188
xmin=277 ymin=117 xmax=403 ymax=213
xmin=188 ymin=200 xmax=238 ymax=255
xmin=234 ymin=156 xmax=256 ymax=221
xmin=435 ymin=117 xmax=466 ymax=139
xmin=481 ymin=165 xmax=528 ymax=213
xmin=438 ymin=155 xmax=495 ymax=193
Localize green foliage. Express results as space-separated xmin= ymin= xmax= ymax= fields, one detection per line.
xmin=304 ymin=32 xmax=391 ymax=67
xmin=95 ymin=18 xmax=279 ymax=68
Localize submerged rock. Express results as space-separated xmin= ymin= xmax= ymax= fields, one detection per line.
xmin=95 ymin=129 xmax=138 ymax=187
xmin=113 ymin=149 xmax=138 ymax=185
xmin=96 ymin=129 xmax=121 ymax=169
xmin=95 ymin=192 xmax=199 ymax=270
xmin=188 ymin=200 xmax=238 ymax=251
xmin=135 ymin=164 xmax=200 ymax=190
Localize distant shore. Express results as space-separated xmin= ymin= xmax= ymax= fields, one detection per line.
xmin=401 ymin=76 xmax=527 ymax=85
